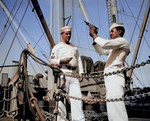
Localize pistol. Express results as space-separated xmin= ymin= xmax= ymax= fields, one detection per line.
xmin=84 ymin=21 xmax=98 ymax=34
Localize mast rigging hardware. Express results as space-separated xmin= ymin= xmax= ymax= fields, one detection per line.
xmin=0 ymin=64 xmax=20 ymax=68
xmin=63 ymin=16 xmax=72 ymax=26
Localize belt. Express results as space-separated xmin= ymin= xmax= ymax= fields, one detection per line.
xmin=62 ymin=65 xmax=76 ymax=70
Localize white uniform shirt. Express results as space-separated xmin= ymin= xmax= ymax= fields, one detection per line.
xmin=49 ymin=42 xmax=83 ymax=74
xmin=93 ymin=37 xmax=130 ymax=68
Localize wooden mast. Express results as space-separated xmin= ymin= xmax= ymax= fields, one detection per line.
xmin=30 ymin=0 xmax=55 ymax=49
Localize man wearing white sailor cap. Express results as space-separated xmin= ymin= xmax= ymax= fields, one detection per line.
xmin=50 ymin=26 xmax=85 ymax=121
xmin=89 ymin=23 xmax=130 ymax=121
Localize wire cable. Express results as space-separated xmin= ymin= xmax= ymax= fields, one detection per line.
xmin=0 ymin=1 xmax=30 ymax=74
xmin=0 ymin=0 xmax=18 ymax=39
xmin=0 ymin=0 xmax=23 ymax=45
xmin=124 ymin=0 xmax=144 ymax=45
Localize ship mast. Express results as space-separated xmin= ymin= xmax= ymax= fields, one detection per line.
xmin=50 ymin=0 xmax=64 ymax=44
xmin=31 ymin=0 xmax=55 ymax=49
xmin=106 ymin=0 xmax=118 ymax=25
xmin=49 ymin=0 xmax=73 ymax=44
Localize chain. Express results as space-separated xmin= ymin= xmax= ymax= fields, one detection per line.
xmin=60 ymin=59 xmax=150 ymax=79
xmin=27 ymin=49 xmax=150 ymax=79
xmin=26 ymin=50 xmax=150 ymax=119
xmin=61 ymin=91 xmax=150 ymax=104
xmin=54 ymin=59 xmax=150 ymax=104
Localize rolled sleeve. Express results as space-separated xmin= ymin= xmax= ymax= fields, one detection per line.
xmin=49 ymin=58 xmax=60 ymax=66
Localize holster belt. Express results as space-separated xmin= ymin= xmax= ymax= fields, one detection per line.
xmin=65 ymin=66 xmax=76 ymax=70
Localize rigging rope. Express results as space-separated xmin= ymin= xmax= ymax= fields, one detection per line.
xmin=1 ymin=1 xmax=50 ymax=76
xmin=29 ymin=1 xmax=50 ymax=50
xmin=118 ymin=0 xmax=136 ymax=73
xmin=0 ymin=0 xmax=46 ymax=78
xmin=119 ymin=0 xmax=150 ymax=49
xmin=0 ymin=1 xmax=30 ymax=74
xmin=0 ymin=0 xmax=23 ymax=45
xmin=0 ymin=85 xmax=18 ymax=117
xmin=125 ymin=0 xmax=145 ymax=45
xmin=119 ymin=0 xmax=150 ymax=88
xmin=0 ymin=0 xmax=18 ymax=43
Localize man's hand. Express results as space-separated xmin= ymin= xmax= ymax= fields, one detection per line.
xmin=78 ymin=75 xmax=83 ymax=82
xmin=60 ymin=57 xmax=73 ymax=64
xmin=89 ymin=25 xmax=98 ymax=39
xmin=78 ymin=77 xmax=83 ymax=82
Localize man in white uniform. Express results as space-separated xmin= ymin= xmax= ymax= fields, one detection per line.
xmin=49 ymin=26 xmax=85 ymax=121
xmin=89 ymin=23 xmax=130 ymax=121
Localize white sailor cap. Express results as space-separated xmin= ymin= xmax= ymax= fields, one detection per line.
xmin=109 ymin=23 xmax=124 ymax=31
xmin=60 ymin=26 xmax=72 ymax=33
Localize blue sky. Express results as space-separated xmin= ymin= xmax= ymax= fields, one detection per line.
xmin=0 ymin=0 xmax=150 ymax=88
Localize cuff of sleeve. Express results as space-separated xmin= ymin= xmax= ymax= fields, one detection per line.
xmin=58 ymin=59 xmax=61 ymax=65
xmin=94 ymin=37 xmax=100 ymax=43
xmin=50 ymin=59 xmax=61 ymax=66
xmin=79 ymin=73 xmax=83 ymax=77
xmin=92 ymin=41 xmax=96 ymax=45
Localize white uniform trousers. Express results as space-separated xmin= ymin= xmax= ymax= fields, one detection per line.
xmin=104 ymin=66 xmax=128 ymax=121
xmin=57 ymin=76 xmax=85 ymax=121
